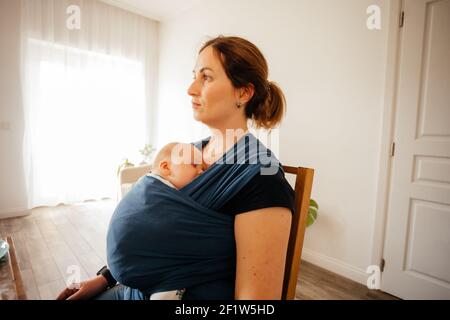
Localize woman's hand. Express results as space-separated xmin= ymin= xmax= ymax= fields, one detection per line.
xmin=56 ymin=275 xmax=109 ymax=300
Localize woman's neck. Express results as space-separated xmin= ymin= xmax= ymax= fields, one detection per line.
xmin=203 ymin=124 xmax=249 ymax=165
xmin=208 ymin=126 xmax=249 ymax=148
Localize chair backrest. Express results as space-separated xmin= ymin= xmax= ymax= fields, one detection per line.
xmin=281 ymin=166 xmax=314 ymax=300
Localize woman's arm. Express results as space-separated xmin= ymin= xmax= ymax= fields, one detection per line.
xmin=234 ymin=207 xmax=292 ymax=300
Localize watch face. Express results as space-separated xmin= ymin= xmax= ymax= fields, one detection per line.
xmin=97 ymin=266 xmax=107 ymax=275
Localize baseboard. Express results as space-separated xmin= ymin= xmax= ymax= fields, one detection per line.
xmin=0 ymin=207 xmax=31 ymax=219
xmin=301 ymin=248 xmax=368 ymax=285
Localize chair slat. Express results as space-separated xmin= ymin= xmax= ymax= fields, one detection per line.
xmin=281 ymin=166 xmax=314 ymax=300
xmin=6 ymin=236 xmax=27 ymax=300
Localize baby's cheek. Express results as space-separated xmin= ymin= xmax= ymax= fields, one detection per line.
xmin=184 ymin=167 xmax=198 ymax=181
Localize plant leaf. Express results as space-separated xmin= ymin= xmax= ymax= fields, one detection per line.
xmin=307 ymin=198 xmax=319 ymax=227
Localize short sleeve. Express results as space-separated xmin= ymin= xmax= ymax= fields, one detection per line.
xmin=218 ymin=168 xmax=295 ymax=216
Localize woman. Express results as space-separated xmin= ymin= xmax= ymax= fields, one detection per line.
xmin=57 ymin=36 xmax=295 ymax=300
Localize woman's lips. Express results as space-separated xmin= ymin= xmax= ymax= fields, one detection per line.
xmin=192 ymin=103 xmax=201 ymax=109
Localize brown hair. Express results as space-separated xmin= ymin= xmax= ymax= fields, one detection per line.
xmin=200 ymin=36 xmax=286 ymax=129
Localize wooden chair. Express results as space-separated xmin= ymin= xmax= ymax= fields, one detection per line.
xmin=0 ymin=236 xmax=27 ymax=300
xmin=281 ymin=166 xmax=314 ymax=300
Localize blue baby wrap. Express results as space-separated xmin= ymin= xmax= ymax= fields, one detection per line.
xmin=106 ymin=133 xmax=280 ymax=298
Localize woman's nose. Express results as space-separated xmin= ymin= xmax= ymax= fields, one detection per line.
xmin=187 ymin=79 xmax=200 ymax=97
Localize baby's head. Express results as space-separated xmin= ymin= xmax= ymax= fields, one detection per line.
xmin=151 ymin=142 xmax=204 ymax=189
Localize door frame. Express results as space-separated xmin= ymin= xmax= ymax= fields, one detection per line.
xmin=370 ymin=0 xmax=403 ymax=282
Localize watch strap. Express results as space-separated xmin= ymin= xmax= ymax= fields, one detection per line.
xmin=97 ymin=266 xmax=117 ymax=288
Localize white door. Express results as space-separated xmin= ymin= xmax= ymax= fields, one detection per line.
xmin=382 ymin=0 xmax=450 ymax=299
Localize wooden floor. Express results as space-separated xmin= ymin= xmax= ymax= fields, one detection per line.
xmin=297 ymin=261 xmax=398 ymax=300
xmin=0 ymin=199 xmax=398 ymax=300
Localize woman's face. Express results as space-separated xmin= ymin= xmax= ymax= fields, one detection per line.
xmin=187 ymin=46 xmax=240 ymax=127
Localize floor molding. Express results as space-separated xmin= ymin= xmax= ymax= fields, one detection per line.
xmin=0 ymin=207 xmax=31 ymax=219
xmin=302 ymin=248 xmax=368 ymax=285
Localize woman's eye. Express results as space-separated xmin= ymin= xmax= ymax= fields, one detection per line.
xmin=192 ymin=74 xmax=211 ymax=81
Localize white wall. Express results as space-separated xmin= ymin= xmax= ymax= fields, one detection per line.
xmin=0 ymin=0 xmax=29 ymax=218
xmin=156 ymin=0 xmax=390 ymax=284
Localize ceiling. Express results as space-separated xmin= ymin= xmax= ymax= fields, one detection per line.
xmin=100 ymin=0 xmax=203 ymax=21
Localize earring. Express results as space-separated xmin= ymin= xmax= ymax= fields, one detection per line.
xmin=236 ymin=101 xmax=241 ymax=108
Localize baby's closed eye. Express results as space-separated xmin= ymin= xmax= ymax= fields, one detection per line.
xmin=193 ymin=164 xmax=204 ymax=174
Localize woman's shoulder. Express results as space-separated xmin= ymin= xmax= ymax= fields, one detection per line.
xmin=248 ymin=168 xmax=295 ymax=200
xmin=219 ymin=167 xmax=295 ymax=216
xmin=250 ymin=167 xmax=290 ymax=185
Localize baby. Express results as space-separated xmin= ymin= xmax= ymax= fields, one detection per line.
xmin=145 ymin=142 xmax=204 ymax=300
xmin=147 ymin=142 xmax=204 ymax=189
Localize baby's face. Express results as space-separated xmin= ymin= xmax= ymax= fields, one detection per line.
xmin=168 ymin=144 xmax=204 ymax=189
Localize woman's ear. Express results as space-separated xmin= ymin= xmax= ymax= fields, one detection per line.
xmin=239 ymin=84 xmax=255 ymax=105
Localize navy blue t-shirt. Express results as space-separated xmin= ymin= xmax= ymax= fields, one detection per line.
xmin=183 ymin=138 xmax=296 ymax=300
xmin=218 ymin=168 xmax=295 ymax=216
xmin=195 ymin=135 xmax=296 ymax=216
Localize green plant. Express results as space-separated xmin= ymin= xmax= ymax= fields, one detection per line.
xmin=139 ymin=143 xmax=156 ymax=164
xmin=117 ymin=158 xmax=134 ymax=175
xmin=307 ymin=199 xmax=319 ymax=227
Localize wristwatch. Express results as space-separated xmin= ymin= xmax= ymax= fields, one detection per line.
xmin=96 ymin=266 xmax=117 ymax=288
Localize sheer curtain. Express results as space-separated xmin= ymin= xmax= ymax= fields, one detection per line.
xmin=20 ymin=0 xmax=158 ymax=207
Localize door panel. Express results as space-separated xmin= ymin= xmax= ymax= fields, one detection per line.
xmin=382 ymin=0 xmax=450 ymax=299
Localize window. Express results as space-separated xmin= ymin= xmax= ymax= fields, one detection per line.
xmin=25 ymin=39 xmax=146 ymax=206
